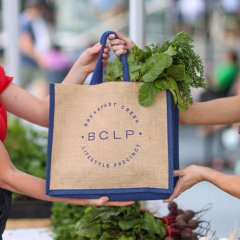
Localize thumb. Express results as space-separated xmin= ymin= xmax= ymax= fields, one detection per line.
xmin=97 ymin=196 xmax=109 ymax=205
xmin=89 ymin=43 xmax=102 ymax=55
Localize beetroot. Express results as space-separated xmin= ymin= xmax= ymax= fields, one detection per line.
xmin=188 ymin=220 xmax=201 ymax=230
xmin=163 ymin=201 xmax=210 ymax=240
xmin=167 ymin=225 xmax=181 ymax=238
xmin=182 ymin=210 xmax=195 ymax=222
xmin=167 ymin=201 xmax=178 ymax=216
xmin=181 ymin=228 xmax=197 ymax=240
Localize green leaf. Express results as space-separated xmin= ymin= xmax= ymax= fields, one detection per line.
xmin=167 ymin=64 xmax=185 ymax=81
xmin=167 ymin=77 xmax=187 ymax=111
xmin=119 ymin=218 xmax=140 ymax=230
xmin=184 ymin=74 xmax=193 ymax=82
xmin=164 ymin=46 xmax=177 ymax=56
xmin=154 ymin=78 xmax=169 ymax=90
xmin=78 ymin=223 xmax=101 ymax=238
xmin=118 ymin=236 xmax=136 ymax=240
xmin=141 ymin=53 xmax=172 ymax=82
xmin=142 ymin=212 xmax=158 ymax=234
xmin=100 ymin=231 xmax=113 ymax=240
xmin=105 ymin=58 xmax=123 ymax=82
xmin=138 ymin=82 xmax=158 ymax=107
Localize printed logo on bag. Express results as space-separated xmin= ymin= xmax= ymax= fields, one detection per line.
xmin=81 ymin=102 xmax=143 ymax=168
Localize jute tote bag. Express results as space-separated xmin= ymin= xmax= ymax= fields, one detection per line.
xmin=46 ymin=31 xmax=179 ymax=201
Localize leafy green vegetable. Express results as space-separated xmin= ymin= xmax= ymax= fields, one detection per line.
xmin=105 ymin=32 xmax=206 ymax=110
xmin=141 ymin=53 xmax=172 ymax=83
xmin=51 ymin=202 xmax=166 ymax=240
xmin=138 ymin=82 xmax=159 ymax=107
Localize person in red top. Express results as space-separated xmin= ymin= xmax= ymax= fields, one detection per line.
xmin=0 ymin=43 xmax=133 ymax=239
xmin=0 ymin=71 xmax=13 ymax=141
xmin=109 ymin=32 xmax=240 ymax=201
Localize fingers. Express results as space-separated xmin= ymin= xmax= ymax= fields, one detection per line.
xmin=109 ymin=31 xmax=134 ymax=57
xmin=102 ymin=43 xmax=110 ymax=66
xmin=109 ymin=37 xmax=128 ymax=57
xmin=88 ymin=43 xmax=102 ymax=55
xmin=163 ymin=182 xmax=183 ymax=203
xmin=84 ymin=196 xmax=109 ymax=206
xmin=115 ymin=31 xmax=130 ymax=43
xmin=112 ymin=45 xmax=128 ymax=57
xmin=84 ymin=196 xmax=134 ymax=207
xmin=95 ymin=196 xmax=134 ymax=207
xmin=108 ymin=33 xmax=116 ymax=41
xmin=116 ymin=31 xmax=135 ymax=49
xmin=96 ymin=196 xmax=110 ymax=205
xmin=110 ymin=38 xmax=126 ymax=46
xmin=102 ymin=44 xmax=110 ymax=59
xmin=174 ymin=169 xmax=184 ymax=177
xmin=104 ymin=201 xmax=135 ymax=207
xmin=109 ymin=32 xmax=130 ymax=45
xmin=88 ymin=42 xmax=110 ymax=56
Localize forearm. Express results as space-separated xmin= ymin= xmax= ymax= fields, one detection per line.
xmin=1 ymin=84 xmax=49 ymax=127
xmin=1 ymin=168 xmax=92 ymax=205
xmin=201 ymin=168 xmax=240 ymax=199
xmin=180 ymin=96 xmax=240 ymax=125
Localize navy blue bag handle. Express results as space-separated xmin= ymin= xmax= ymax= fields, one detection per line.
xmin=90 ymin=31 xmax=130 ymax=85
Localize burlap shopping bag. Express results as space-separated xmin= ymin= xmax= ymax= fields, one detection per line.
xmin=46 ymin=31 xmax=179 ymax=201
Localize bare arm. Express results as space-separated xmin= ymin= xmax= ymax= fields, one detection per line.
xmin=164 ymin=165 xmax=240 ymax=202
xmin=0 ymin=141 xmax=133 ymax=206
xmin=1 ymin=83 xmax=49 ymax=127
xmin=109 ymin=33 xmax=240 ymax=126
xmin=1 ymin=44 xmax=109 ymax=127
xmin=180 ymin=95 xmax=240 ymax=125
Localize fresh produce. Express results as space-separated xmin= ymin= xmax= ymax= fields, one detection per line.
xmin=105 ymin=32 xmax=206 ymax=111
xmin=161 ymin=202 xmax=211 ymax=240
xmin=51 ymin=201 xmax=211 ymax=240
xmin=51 ymin=202 xmax=166 ymax=240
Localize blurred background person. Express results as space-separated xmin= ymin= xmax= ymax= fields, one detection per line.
xmin=43 ymin=44 xmax=73 ymax=84
xmin=19 ymin=0 xmax=51 ymax=95
xmin=201 ymin=50 xmax=239 ymax=101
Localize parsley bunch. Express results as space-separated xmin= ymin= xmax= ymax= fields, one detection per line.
xmin=105 ymin=32 xmax=206 ymax=111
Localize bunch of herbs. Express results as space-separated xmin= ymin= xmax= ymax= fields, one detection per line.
xmin=105 ymin=32 xmax=206 ymax=111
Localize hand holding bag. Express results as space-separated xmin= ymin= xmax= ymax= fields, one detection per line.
xmin=46 ymin=31 xmax=179 ymax=201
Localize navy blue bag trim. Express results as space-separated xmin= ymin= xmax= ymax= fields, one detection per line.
xmin=90 ymin=31 xmax=130 ymax=85
xmin=46 ymin=31 xmax=179 ymax=201
xmin=46 ymin=84 xmax=55 ymax=196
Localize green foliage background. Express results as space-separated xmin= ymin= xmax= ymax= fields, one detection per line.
xmin=4 ymin=118 xmax=47 ymax=199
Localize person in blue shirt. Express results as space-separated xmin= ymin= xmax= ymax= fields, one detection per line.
xmin=19 ymin=0 xmax=51 ymax=88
